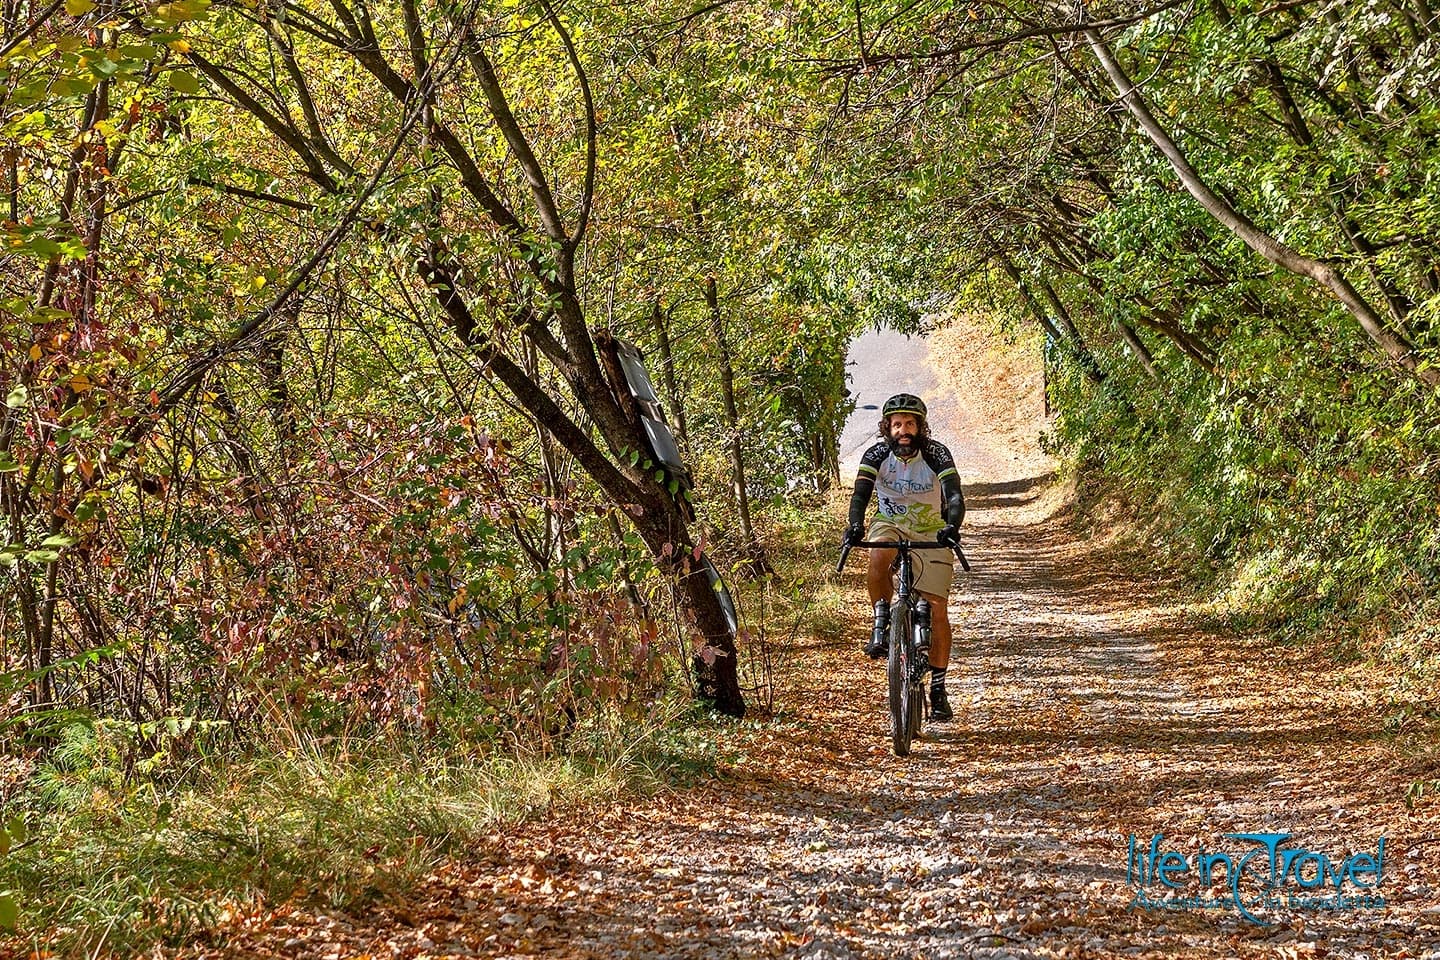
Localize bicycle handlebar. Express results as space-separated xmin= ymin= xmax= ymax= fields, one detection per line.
xmin=836 ymin=538 xmax=971 ymax=574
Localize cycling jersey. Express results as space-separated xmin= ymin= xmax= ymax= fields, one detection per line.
xmin=849 ymin=439 xmax=964 ymax=535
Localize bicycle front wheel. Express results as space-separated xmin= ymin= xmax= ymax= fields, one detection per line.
xmin=909 ymin=658 xmax=926 ymax=741
xmin=888 ymin=602 xmax=913 ymax=756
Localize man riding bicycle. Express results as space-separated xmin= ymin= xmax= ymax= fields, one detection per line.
xmin=842 ymin=394 xmax=965 ymax=722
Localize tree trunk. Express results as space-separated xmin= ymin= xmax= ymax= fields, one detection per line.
xmin=1038 ymin=212 xmax=1217 ymax=374
xmin=421 ymin=255 xmax=746 ymax=716
xmin=995 ymin=251 xmax=1111 ymax=387
xmin=1115 ymin=321 xmax=1163 ymax=384
xmin=703 ymin=276 xmax=769 ymax=573
xmin=650 ymin=298 xmax=690 ymax=451
xmin=1083 ymin=27 xmax=1438 ymax=388
xmin=258 ymin=322 xmax=298 ymax=443
xmin=33 ymin=74 xmax=119 ymax=708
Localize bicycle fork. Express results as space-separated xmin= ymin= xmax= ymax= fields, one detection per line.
xmin=913 ymin=598 xmax=932 ymax=681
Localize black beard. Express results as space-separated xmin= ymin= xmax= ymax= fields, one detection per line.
xmin=889 ymin=434 xmax=918 ymax=452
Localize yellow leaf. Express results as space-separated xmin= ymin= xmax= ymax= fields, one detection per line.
xmin=168 ymin=39 xmax=191 ymax=53
xmin=65 ymin=0 xmax=97 ymax=14
xmin=28 ymin=344 xmax=42 ymax=361
xmin=69 ymin=373 xmax=92 ymax=393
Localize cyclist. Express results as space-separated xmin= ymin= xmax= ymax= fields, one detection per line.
xmin=841 ymin=393 xmax=965 ymax=722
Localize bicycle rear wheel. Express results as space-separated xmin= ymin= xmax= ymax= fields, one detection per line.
xmin=888 ymin=603 xmax=913 ymax=756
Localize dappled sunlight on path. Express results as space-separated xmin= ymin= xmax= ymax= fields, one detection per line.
xmin=186 ymin=476 xmax=1440 ymax=959
xmin=178 ymin=317 xmax=1440 ymax=958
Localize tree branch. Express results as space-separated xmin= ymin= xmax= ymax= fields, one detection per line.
xmin=809 ymin=0 xmax=1194 ymax=75
xmin=186 ymin=52 xmax=339 ymax=191
xmin=540 ymin=0 xmax=596 ymax=253
xmin=0 ymin=0 xmax=62 ymax=59
xmin=462 ymin=35 xmax=570 ymax=244
xmin=1083 ymin=24 xmax=1436 ymax=387
xmin=264 ymin=18 xmax=357 ymax=178
xmin=103 ymin=74 xmax=430 ymax=484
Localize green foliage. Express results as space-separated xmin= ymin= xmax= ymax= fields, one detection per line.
xmin=790 ymin=0 xmax=1440 ymax=685
xmin=0 ymin=815 xmax=25 ymax=931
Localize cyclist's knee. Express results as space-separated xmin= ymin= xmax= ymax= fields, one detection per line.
xmin=867 ymin=546 xmax=897 ymax=568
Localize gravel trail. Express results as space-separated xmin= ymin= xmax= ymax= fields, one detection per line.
xmin=227 ymin=470 xmax=1440 ymax=960
xmin=202 ymin=321 xmax=1440 ymax=958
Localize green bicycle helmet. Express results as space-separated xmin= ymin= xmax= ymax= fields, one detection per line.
xmin=882 ymin=393 xmax=927 ymax=420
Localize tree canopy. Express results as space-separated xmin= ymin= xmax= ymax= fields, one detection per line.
xmin=5 ymin=0 xmax=1440 ymax=746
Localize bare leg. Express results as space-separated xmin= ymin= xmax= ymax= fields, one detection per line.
xmin=866 ymin=546 xmax=897 ymax=605
xmin=922 ymin=589 xmax=950 ymax=670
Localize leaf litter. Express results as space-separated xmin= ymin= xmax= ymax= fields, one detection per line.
xmin=155 ymin=471 xmax=1440 ymax=960
xmin=157 ymin=321 xmax=1439 ymax=959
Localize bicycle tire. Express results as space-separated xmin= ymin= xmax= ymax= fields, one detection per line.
xmin=889 ymin=602 xmax=913 ymax=756
xmin=912 ymin=612 xmax=931 ymax=738
xmin=909 ymin=655 xmax=926 ymax=740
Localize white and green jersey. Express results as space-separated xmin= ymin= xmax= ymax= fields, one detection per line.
xmin=855 ymin=439 xmax=961 ymax=535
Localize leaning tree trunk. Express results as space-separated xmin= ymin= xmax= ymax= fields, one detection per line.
xmin=995 ymin=250 xmax=1112 ymax=388
xmin=650 ymin=298 xmax=691 ymax=452
xmin=421 ymin=256 xmax=747 ymax=717
xmin=1082 ymin=26 xmax=1438 ymax=388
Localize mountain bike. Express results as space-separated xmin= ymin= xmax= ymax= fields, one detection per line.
xmin=836 ymin=538 xmax=968 ymax=756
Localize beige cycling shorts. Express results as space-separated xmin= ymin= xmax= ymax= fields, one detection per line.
xmin=866 ymin=518 xmax=955 ymax=599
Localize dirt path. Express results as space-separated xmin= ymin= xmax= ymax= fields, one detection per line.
xmin=204 ymin=318 xmax=1440 ymax=958
xmin=226 ymin=470 xmax=1440 ymax=959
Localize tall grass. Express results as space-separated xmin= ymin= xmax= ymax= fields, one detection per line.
xmin=0 ymin=700 xmax=720 ymax=956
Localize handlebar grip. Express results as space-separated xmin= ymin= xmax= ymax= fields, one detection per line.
xmin=836 ymin=543 xmax=852 ymax=574
xmin=955 ymin=545 xmax=971 ymax=572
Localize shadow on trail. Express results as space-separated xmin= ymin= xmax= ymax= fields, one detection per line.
xmin=397 ymin=475 xmax=1424 ymax=960
xmin=964 ymin=473 xmax=1057 ymax=511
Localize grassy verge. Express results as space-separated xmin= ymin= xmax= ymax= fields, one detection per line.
xmin=0 ymin=491 xmax=852 ymax=957
xmin=712 ymin=488 xmax=856 ymax=718
xmin=0 ymin=702 xmax=722 ymax=956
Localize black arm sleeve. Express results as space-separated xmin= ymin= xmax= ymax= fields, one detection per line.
xmin=942 ymin=472 xmax=965 ymax=528
xmin=849 ymin=443 xmax=889 ymax=527
xmin=848 ymin=475 xmax=875 ymax=527
xmin=923 ymin=440 xmax=965 ymax=528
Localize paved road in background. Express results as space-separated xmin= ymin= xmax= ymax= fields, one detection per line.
xmin=839 ymin=327 xmax=996 ymax=482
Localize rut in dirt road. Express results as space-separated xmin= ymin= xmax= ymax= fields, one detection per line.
xmin=239 ymin=472 xmax=1439 ymax=960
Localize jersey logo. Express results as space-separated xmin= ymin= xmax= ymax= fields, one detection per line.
xmin=884 ymin=476 xmax=935 ymax=495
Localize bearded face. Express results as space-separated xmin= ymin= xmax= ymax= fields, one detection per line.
xmin=886 ymin=413 xmax=922 ymax=455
